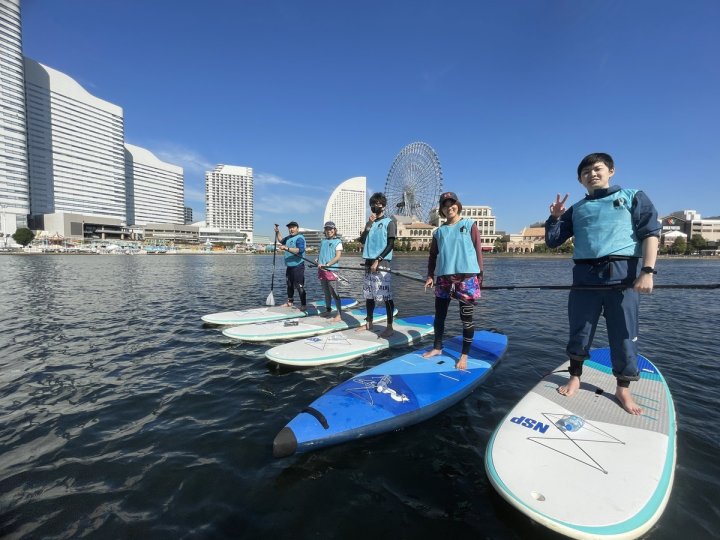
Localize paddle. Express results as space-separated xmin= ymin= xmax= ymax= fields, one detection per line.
xmin=266 ymin=225 xmax=279 ymax=306
xmin=327 ymin=265 xmax=720 ymax=290
xmin=295 ymin=254 xmax=351 ymax=285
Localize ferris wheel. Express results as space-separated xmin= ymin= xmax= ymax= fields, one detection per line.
xmin=384 ymin=142 xmax=443 ymax=223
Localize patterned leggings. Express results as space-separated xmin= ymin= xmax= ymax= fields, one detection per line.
xmin=432 ymin=297 xmax=475 ymax=355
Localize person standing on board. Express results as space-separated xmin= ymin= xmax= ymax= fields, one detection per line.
xmin=275 ymin=221 xmax=307 ymax=310
xmin=423 ymin=192 xmax=484 ymax=370
xmin=545 ymin=152 xmax=660 ymax=415
xmin=317 ymin=221 xmax=344 ymax=322
xmin=358 ymin=192 xmax=396 ymax=338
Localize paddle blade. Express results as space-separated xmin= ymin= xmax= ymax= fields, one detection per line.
xmin=266 ymin=291 xmax=275 ymax=306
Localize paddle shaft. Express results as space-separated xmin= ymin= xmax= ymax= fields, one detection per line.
xmin=328 ymin=264 xmax=720 ymax=290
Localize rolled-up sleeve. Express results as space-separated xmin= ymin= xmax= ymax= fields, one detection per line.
xmin=632 ymin=191 xmax=661 ymax=239
xmin=545 ymin=207 xmax=574 ymax=248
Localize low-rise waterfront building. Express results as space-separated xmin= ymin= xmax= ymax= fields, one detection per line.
xmin=506 ymin=226 xmax=546 ymax=253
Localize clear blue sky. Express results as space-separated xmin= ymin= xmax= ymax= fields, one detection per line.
xmin=21 ymin=0 xmax=720 ymax=235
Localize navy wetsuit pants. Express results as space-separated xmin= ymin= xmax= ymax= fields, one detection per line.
xmin=566 ymin=287 xmax=640 ymax=382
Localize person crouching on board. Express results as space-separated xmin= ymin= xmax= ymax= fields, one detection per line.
xmin=317 ymin=221 xmax=344 ymax=322
xmin=423 ymin=192 xmax=484 ymax=370
xmin=358 ymin=192 xmax=396 ymax=338
xmin=275 ymin=221 xmax=307 ymax=310
xmin=545 ymin=152 xmax=661 ymax=415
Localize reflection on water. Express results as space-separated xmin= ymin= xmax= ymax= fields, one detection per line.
xmin=1 ymin=254 xmax=719 ymax=539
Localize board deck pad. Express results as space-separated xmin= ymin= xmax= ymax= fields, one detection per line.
xmin=222 ymin=307 xmax=396 ymax=342
xmin=201 ymin=297 xmax=358 ymax=325
xmin=485 ymin=348 xmax=676 ymax=540
xmin=273 ymin=330 xmax=508 ymax=457
xmin=264 ymin=315 xmax=434 ymax=366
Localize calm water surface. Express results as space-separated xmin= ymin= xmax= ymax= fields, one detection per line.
xmin=1 ymin=254 xmax=719 ymax=539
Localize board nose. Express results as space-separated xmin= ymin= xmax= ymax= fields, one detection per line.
xmin=273 ymin=427 xmax=298 ymax=458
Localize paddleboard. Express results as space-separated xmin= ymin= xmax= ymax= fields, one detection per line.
xmin=273 ymin=330 xmax=508 ymax=457
xmin=222 ymin=307 xmax=397 ymax=342
xmin=485 ymin=348 xmax=676 ymax=540
xmin=201 ymin=297 xmax=358 ymax=325
xmin=265 ymin=315 xmax=435 ymax=366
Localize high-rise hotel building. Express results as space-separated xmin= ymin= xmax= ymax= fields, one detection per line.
xmin=0 ymin=0 xmax=29 ymax=237
xmin=24 ymin=58 xmax=126 ymax=221
xmin=205 ymin=164 xmax=253 ymax=234
xmin=124 ymin=144 xmax=184 ymax=225
xmin=323 ymin=176 xmax=366 ymax=241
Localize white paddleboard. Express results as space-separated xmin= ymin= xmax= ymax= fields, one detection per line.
xmin=265 ymin=315 xmax=434 ymax=366
xmin=201 ymin=297 xmax=358 ymax=325
xmin=222 ymin=307 xmax=397 ymax=342
xmin=485 ymin=348 xmax=676 ymax=540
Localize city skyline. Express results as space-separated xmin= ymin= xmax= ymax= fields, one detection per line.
xmin=18 ymin=1 xmax=720 ymax=236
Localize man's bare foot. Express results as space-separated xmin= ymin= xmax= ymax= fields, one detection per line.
xmin=616 ymin=386 xmax=643 ymax=415
xmin=332 ymin=315 xmax=341 ymax=323
xmin=558 ymin=375 xmax=581 ymax=397
xmin=422 ymin=348 xmax=443 ymax=359
xmin=281 ymin=302 xmax=294 ymax=308
xmin=378 ymin=327 xmax=394 ymax=338
xmin=455 ymin=354 xmax=468 ymax=370
xmin=356 ymin=322 xmax=373 ymax=332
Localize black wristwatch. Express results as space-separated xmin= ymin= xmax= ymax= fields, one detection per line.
xmin=640 ymin=266 xmax=657 ymax=275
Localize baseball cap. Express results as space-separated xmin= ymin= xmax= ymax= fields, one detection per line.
xmin=286 ymin=221 xmax=299 ymax=228
xmin=323 ymin=221 xmax=336 ymax=229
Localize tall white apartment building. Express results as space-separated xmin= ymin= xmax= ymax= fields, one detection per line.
xmin=323 ymin=176 xmax=366 ymax=241
xmin=124 ymin=143 xmax=184 ymax=225
xmin=24 ymin=58 xmax=126 ymax=221
xmin=0 ymin=0 xmax=29 ymax=238
xmin=205 ymin=164 xmax=253 ymax=233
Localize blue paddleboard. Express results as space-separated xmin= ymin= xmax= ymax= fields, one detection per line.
xmin=273 ymin=330 xmax=508 ymax=457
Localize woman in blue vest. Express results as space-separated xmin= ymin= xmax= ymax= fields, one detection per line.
xmin=317 ymin=221 xmax=344 ymax=322
xmin=358 ymin=192 xmax=396 ymax=338
xmin=274 ymin=221 xmax=307 ymax=310
xmin=423 ymin=192 xmax=484 ymax=370
xmin=545 ymin=152 xmax=660 ymax=415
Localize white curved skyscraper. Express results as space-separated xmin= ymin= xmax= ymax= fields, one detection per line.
xmin=24 ymin=58 xmax=126 ymax=220
xmin=0 ymin=0 xmax=29 ymax=238
xmin=125 ymin=144 xmax=184 ymax=226
xmin=323 ymin=176 xmax=366 ymax=241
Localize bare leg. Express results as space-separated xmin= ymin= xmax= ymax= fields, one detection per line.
xmin=616 ymin=386 xmax=643 ymax=415
xmin=558 ymin=375 xmax=581 ymax=397
xmin=422 ymin=348 xmax=443 ymax=359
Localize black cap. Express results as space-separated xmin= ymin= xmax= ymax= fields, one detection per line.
xmin=286 ymin=221 xmax=299 ymax=228
xmin=438 ymin=192 xmax=462 ymax=217
xmin=323 ymin=221 xmax=336 ymax=229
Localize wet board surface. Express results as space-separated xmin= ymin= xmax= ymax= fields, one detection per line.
xmin=485 ymin=348 xmax=676 ymax=540
xmin=273 ymin=330 xmax=508 ymax=457
xmin=222 ymin=307 xmax=396 ymax=342
xmin=201 ymin=297 xmax=358 ymax=325
xmin=264 ymin=315 xmax=434 ymax=366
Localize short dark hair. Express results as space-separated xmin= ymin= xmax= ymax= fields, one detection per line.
xmin=369 ymin=192 xmax=387 ymax=206
xmin=577 ymin=153 xmax=614 ymax=179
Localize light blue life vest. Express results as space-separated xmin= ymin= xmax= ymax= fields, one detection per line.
xmin=283 ymin=234 xmax=305 ymax=267
xmin=434 ymin=218 xmax=481 ymax=276
xmin=572 ymin=189 xmax=642 ymax=259
xmin=362 ymin=217 xmax=393 ymax=261
xmin=319 ymin=238 xmax=342 ymax=269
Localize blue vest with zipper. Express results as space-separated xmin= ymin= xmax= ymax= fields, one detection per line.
xmin=572 ymin=189 xmax=642 ymax=260
xmin=319 ymin=238 xmax=341 ymax=269
xmin=362 ymin=217 xmax=393 ymax=261
xmin=283 ymin=234 xmax=305 ymax=267
xmin=434 ymin=218 xmax=481 ymax=276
